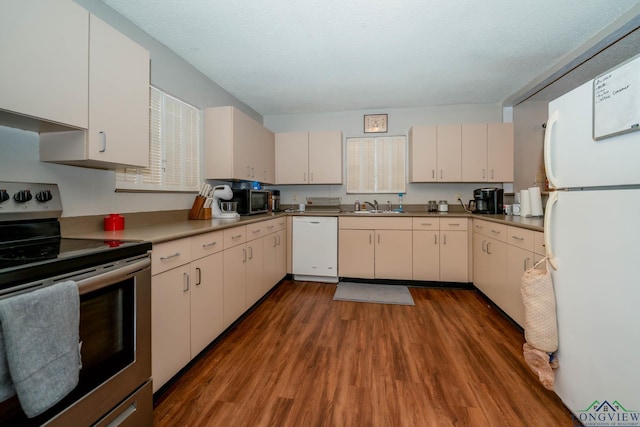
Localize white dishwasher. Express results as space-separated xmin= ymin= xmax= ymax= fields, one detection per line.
xmin=292 ymin=216 xmax=338 ymax=283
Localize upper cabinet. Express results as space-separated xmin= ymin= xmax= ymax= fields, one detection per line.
xmin=0 ymin=0 xmax=89 ymax=130
xmin=408 ymin=124 xmax=461 ymax=182
xmin=411 ymin=122 xmax=513 ymax=183
xmin=275 ymin=130 xmax=343 ymax=184
xmin=39 ymin=14 xmax=150 ymax=169
xmin=204 ymin=106 xmax=275 ymax=184
xmin=487 ymin=123 xmax=514 ymax=182
xmin=461 ymin=123 xmax=514 ymax=182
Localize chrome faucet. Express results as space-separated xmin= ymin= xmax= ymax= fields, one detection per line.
xmin=363 ymin=200 xmax=378 ymax=211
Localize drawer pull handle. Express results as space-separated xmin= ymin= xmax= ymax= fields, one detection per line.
xmin=267 ymin=225 xmax=275 ymax=229
xmin=253 ymin=229 xmax=261 ymax=234
xmin=486 ymin=242 xmax=492 ymax=254
xmin=183 ymin=272 xmax=190 ymax=292
xmin=512 ymin=236 xmax=525 ymax=241
xmin=448 ymin=223 xmax=460 ymax=226
xmin=420 ymin=223 xmax=432 ymax=226
xmin=232 ymin=234 xmax=243 ymax=239
xmin=160 ymin=252 xmax=180 ymax=260
xmin=490 ymin=229 xmax=501 ymax=234
xmin=202 ymin=241 xmax=218 ymax=248
xmin=476 ymin=225 xmax=483 ymax=230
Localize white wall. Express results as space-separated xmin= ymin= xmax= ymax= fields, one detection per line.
xmin=513 ymin=101 xmax=548 ymax=192
xmin=264 ymin=104 xmax=506 ymax=207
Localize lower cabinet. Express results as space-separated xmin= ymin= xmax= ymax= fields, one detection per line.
xmin=338 ymin=217 xmax=412 ymax=280
xmin=151 ymin=217 xmax=287 ymax=392
xmin=413 ymin=218 xmax=470 ymax=282
xmin=151 ymin=231 xmax=224 ymax=392
xmin=473 ymin=219 xmax=545 ymax=327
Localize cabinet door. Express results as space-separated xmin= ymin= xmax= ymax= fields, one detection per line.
xmin=308 ymin=130 xmax=343 ymax=184
xmin=413 ymin=231 xmax=440 ymax=281
xmin=473 ymin=234 xmax=490 ymax=293
xmin=408 ymin=126 xmax=437 ymax=182
xmin=88 ymin=15 xmax=150 ymax=167
xmin=440 ymin=230 xmax=469 ymax=282
xmin=483 ymin=237 xmax=509 ymax=308
xmin=276 ymin=132 xmax=309 ymax=184
xmin=487 ymin=123 xmax=514 ymax=182
xmin=274 ymin=229 xmax=287 ymax=284
xmin=461 ymin=124 xmax=488 ymax=182
xmin=436 ymin=124 xmax=462 ymax=181
xmin=338 ymin=229 xmax=374 ymax=279
xmin=506 ymin=246 xmax=533 ymax=327
xmin=1 ymin=0 xmax=88 ymax=129
xmin=190 ymin=252 xmax=224 ymax=357
xmin=375 ymin=230 xmax=412 ymax=280
xmin=151 ymin=266 xmax=191 ymax=392
xmin=223 ymin=244 xmax=247 ymax=328
xmin=255 ymin=126 xmax=275 ymax=184
xmin=246 ymin=238 xmax=265 ymax=307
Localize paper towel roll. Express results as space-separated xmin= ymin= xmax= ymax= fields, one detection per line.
xmin=520 ymin=189 xmax=531 ymax=217
xmin=528 ymin=187 xmax=544 ymax=217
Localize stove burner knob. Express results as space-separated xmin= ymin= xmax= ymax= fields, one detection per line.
xmin=0 ymin=189 xmax=9 ymax=203
xmin=35 ymin=190 xmax=53 ymax=202
xmin=14 ymin=189 xmax=32 ymax=203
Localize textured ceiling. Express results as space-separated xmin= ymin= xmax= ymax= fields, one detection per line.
xmin=101 ymin=0 xmax=640 ymax=115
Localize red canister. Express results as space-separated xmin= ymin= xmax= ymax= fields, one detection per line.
xmin=104 ymin=213 xmax=125 ymax=231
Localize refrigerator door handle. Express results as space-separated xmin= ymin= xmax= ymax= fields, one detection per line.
xmin=544 ymin=110 xmax=560 ymax=189
xmin=544 ymin=191 xmax=559 ymax=270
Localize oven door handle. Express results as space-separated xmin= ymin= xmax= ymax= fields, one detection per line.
xmin=76 ymin=257 xmax=151 ymax=296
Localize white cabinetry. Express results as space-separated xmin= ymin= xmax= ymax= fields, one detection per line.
xmin=338 ymin=217 xmax=412 ymax=280
xmin=0 ymin=0 xmax=88 ymax=130
xmin=461 ymin=123 xmax=514 ymax=182
xmin=473 ymin=219 xmax=544 ymax=327
xmin=151 ymin=232 xmax=225 ymax=392
xmin=275 ymin=130 xmax=343 ymax=184
xmin=204 ymin=106 xmax=275 ymax=183
xmin=413 ymin=217 xmax=469 ymax=282
xmin=409 ymin=125 xmax=461 ymax=182
xmin=39 ymin=14 xmax=150 ymax=169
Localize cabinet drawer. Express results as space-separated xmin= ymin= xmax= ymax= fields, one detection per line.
xmin=507 ymin=226 xmax=534 ymax=251
xmin=440 ymin=218 xmax=468 ymax=231
xmin=340 ymin=216 xmax=412 ymax=230
xmin=152 ymin=238 xmax=192 ymax=275
xmin=247 ymin=221 xmax=267 ymax=241
xmin=262 ymin=217 xmax=285 ymax=235
xmin=191 ymin=230 xmax=224 ymax=260
xmin=224 ymin=225 xmax=247 ymax=248
xmin=473 ymin=219 xmax=507 ymax=242
xmin=534 ymin=231 xmax=546 ymax=256
xmin=412 ymin=217 xmax=439 ymax=230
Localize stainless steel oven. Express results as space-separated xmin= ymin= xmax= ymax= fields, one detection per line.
xmin=0 ymin=181 xmax=152 ymax=426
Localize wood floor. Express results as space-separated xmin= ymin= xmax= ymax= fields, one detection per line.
xmin=153 ymin=280 xmax=575 ymax=426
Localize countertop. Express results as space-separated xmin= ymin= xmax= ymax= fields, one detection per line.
xmin=65 ymin=211 xmax=544 ymax=244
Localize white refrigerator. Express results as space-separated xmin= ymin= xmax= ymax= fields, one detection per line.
xmin=544 ymin=72 xmax=640 ymax=422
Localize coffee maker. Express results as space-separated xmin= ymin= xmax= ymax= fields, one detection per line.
xmin=473 ymin=187 xmax=504 ymax=214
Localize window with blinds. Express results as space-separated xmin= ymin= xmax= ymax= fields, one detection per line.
xmin=116 ymin=87 xmax=201 ymax=192
xmin=346 ymin=136 xmax=406 ymax=193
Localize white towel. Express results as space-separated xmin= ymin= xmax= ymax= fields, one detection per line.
xmin=0 ymin=281 xmax=80 ymax=418
xmin=528 ymin=186 xmax=544 ymax=217
xmin=520 ymin=189 xmax=531 ymax=217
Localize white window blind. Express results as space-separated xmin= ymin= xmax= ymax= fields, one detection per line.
xmin=116 ymin=87 xmax=201 ymax=192
xmin=346 ymin=136 xmax=406 ymax=193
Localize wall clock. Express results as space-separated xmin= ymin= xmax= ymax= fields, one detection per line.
xmin=364 ymin=114 xmax=388 ymax=133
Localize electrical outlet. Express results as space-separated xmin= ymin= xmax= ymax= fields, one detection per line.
xmin=292 ymin=194 xmax=299 ymax=202
xmin=456 ymin=194 xmax=462 ymax=201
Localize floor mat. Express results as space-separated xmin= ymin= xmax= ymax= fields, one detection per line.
xmin=333 ymin=282 xmax=415 ymax=305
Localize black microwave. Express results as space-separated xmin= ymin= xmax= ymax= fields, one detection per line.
xmin=231 ymin=189 xmax=270 ymax=215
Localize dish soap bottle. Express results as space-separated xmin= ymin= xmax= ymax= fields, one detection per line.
xmin=397 ymin=193 xmax=403 ymax=212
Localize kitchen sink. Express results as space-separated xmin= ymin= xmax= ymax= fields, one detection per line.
xmin=346 ymin=210 xmax=406 ymax=214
